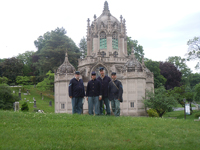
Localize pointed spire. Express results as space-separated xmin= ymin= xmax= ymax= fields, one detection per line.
xmin=87 ymin=18 xmax=90 ymax=26
xmin=104 ymin=1 xmax=109 ymax=11
xmin=120 ymin=15 xmax=123 ymax=23
xmin=94 ymin=14 xmax=96 ymax=21
xmin=65 ymin=50 xmax=69 ymax=62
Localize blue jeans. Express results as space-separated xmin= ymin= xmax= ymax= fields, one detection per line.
xmin=111 ymin=99 xmax=120 ymax=116
xmin=88 ymin=96 xmax=99 ymax=115
xmin=100 ymin=97 xmax=111 ymax=115
xmin=72 ymin=97 xmax=83 ymax=114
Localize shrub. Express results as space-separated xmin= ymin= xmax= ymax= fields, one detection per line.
xmin=0 ymin=85 xmax=20 ymax=110
xmin=21 ymin=102 xmax=29 ymax=112
xmin=147 ymin=109 xmax=159 ymax=117
xmin=194 ymin=112 xmax=200 ymax=118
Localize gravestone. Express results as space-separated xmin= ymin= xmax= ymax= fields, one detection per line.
xmin=24 ymin=93 xmax=27 ymax=95
xmin=42 ymin=96 xmax=44 ymax=100
xmin=14 ymin=102 xmax=19 ymax=111
xmin=49 ymin=101 xmax=52 ymax=106
xmin=13 ymin=91 xmax=15 ymax=94
xmin=27 ymin=90 xmax=29 ymax=94
xmin=40 ymin=93 xmax=42 ymax=97
xmin=34 ymin=100 xmax=37 ymax=108
xmin=34 ymin=84 xmax=36 ymax=88
xmin=19 ymin=89 xmax=21 ymax=100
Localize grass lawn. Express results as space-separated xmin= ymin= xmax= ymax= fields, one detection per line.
xmin=0 ymin=110 xmax=200 ymax=150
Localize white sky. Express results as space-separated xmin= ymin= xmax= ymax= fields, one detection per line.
xmin=0 ymin=0 xmax=200 ymax=72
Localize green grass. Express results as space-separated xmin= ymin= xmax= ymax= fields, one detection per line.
xmin=0 ymin=111 xmax=200 ymax=150
xmin=11 ymin=85 xmax=54 ymax=113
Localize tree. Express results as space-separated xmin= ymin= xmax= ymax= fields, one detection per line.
xmin=159 ymin=62 xmax=182 ymax=90
xmin=167 ymin=56 xmax=191 ymax=85
xmin=188 ymin=73 xmax=200 ymax=88
xmin=34 ymin=27 xmax=81 ymax=75
xmin=36 ymin=70 xmax=54 ymax=91
xmin=194 ymin=83 xmax=200 ymax=102
xmin=79 ymin=37 xmax=87 ymax=56
xmin=0 ymin=57 xmax=24 ymax=84
xmin=127 ymin=37 xmax=144 ymax=62
xmin=144 ymin=59 xmax=166 ymax=88
xmin=143 ymin=86 xmax=178 ymax=117
xmin=0 ymin=85 xmax=20 ymax=110
xmin=16 ymin=51 xmax=35 ymax=76
xmin=187 ymin=36 xmax=200 ymax=70
xmin=0 ymin=77 xmax=8 ymax=85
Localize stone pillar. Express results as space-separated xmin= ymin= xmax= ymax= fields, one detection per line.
xmin=87 ymin=38 xmax=91 ymax=56
xmin=119 ymin=36 xmax=124 ymax=57
xmin=93 ymin=35 xmax=98 ymax=53
xmin=124 ymin=38 xmax=127 ymax=55
xmin=107 ymin=35 xmax=112 ymax=56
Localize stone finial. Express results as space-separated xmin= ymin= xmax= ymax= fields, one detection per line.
xmin=120 ymin=15 xmax=123 ymax=22
xmin=87 ymin=18 xmax=90 ymax=26
xmin=123 ymin=18 xmax=126 ymax=24
xmin=132 ymin=47 xmax=134 ymax=54
xmin=104 ymin=1 xmax=109 ymax=12
xmin=108 ymin=12 xmax=111 ymax=20
xmin=94 ymin=14 xmax=96 ymax=21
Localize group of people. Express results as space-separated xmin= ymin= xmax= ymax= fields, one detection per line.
xmin=68 ymin=67 xmax=123 ymax=116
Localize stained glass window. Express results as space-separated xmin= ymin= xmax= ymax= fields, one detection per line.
xmin=100 ymin=31 xmax=107 ymax=49
xmin=112 ymin=32 xmax=118 ymax=49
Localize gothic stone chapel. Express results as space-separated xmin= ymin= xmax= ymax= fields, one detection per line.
xmin=54 ymin=1 xmax=154 ymax=116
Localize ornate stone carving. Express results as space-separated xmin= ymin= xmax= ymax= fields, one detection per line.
xmin=57 ymin=52 xmax=75 ymax=74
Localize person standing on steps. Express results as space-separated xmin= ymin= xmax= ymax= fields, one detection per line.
xmin=68 ymin=71 xmax=85 ymax=114
xmin=86 ymin=71 xmax=102 ymax=115
xmin=97 ymin=67 xmax=111 ymax=115
xmin=108 ymin=72 xmax=123 ymax=116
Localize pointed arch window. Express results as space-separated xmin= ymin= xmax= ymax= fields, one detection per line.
xmin=100 ymin=31 xmax=107 ymax=49
xmin=112 ymin=32 xmax=118 ymax=49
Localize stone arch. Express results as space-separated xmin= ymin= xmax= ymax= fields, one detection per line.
xmin=90 ymin=63 xmax=109 ymax=77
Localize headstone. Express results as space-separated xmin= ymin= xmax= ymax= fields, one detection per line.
xmin=33 ymin=97 xmax=35 ymax=100
xmin=19 ymin=89 xmax=21 ymax=93
xmin=14 ymin=102 xmax=19 ymax=111
xmin=34 ymin=84 xmax=36 ymax=88
xmin=13 ymin=91 xmax=15 ymax=94
xmin=34 ymin=100 xmax=37 ymax=108
xmin=24 ymin=98 xmax=26 ymax=100
xmin=19 ymin=93 xmax=21 ymax=100
xmin=42 ymin=96 xmax=44 ymax=100
xmin=27 ymin=90 xmax=29 ymax=94
xmin=49 ymin=101 xmax=52 ymax=106
xmin=24 ymin=93 xmax=27 ymax=95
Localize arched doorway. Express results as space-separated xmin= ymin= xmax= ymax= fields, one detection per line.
xmin=91 ymin=64 xmax=108 ymax=77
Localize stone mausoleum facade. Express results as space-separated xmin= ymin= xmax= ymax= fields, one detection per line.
xmin=54 ymin=1 xmax=154 ymax=116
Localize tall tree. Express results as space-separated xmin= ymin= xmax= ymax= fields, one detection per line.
xmin=79 ymin=37 xmax=87 ymax=56
xmin=144 ymin=59 xmax=166 ymax=88
xmin=194 ymin=83 xmax=200 ymax=102
xmin=188 ymin=73 xmax=200 ymax=88
xmin=0 ymin=57 xmax=23 ymax=84
xmin=127 ymin=37 xmax=144 ymax=62
xmin=167 ymin=56 xmax=191 ymax=85
xmin=187 ymin=36 xmax=200 ymax=70
xmin=34 ymin=27 xmax=81 ymax=75
xmin=16 ymin=51 xmax=35 ymax=76
xmin=159 ymin=62 xmax=182 ymax=90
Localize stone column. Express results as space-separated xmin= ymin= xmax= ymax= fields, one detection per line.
xmin=119 ymin=36 xmax=124 ymax=57
xmin=107 ymin=35 xmax=112 ymax=56
xmin=93 ymin=35 xmax=98 ymax=53
xmin=87 ymin=38 xmax=91 ymax=56
xmin=124 ymin=38 xmax=127 ymax=55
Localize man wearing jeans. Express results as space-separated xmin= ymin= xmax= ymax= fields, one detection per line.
xmin=97 ymin=67 xmax=111 ymax=115
xmin=68 ymin=71 xmax=85 ymax=114
xmin=108 ymin=72 xmax=123 ymax=116
xmin=86 ymin=72 xmax=102 ymax=115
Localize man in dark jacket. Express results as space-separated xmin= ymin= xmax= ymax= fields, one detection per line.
xmin=97 ymin=67 xmax=111 ymax=115
xmin=69 ymin=71 xmax=85 ymax=114
xmin=108 ymin=72 xmax=123 ymax=116
xmin=86 ymin=72 xmax=102 ymax=115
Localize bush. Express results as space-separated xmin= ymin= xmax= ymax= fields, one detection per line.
xmin=21 ymin=102 xmax=29 ymax=112
xmin=147 ymin=109 xmax=159 ymax=117
xmin=194 ymin=112 xmax=200 ymax=118
xmin=0 ymin=85 xmax=20 ymax=110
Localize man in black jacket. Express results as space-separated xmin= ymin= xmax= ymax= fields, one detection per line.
xmin=108 ymin=72 xmax=123 ymax=116
xmin=86 ymin=72 xmax=102 ymax=115
xmin=68 ymin=71 xmax=85 ymax=114
xmin=97 ymin=67 xmax=111 ymax=115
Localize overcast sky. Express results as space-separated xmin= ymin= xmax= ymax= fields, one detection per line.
xmin=0 ymin=0 xmax=200 ymax=72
